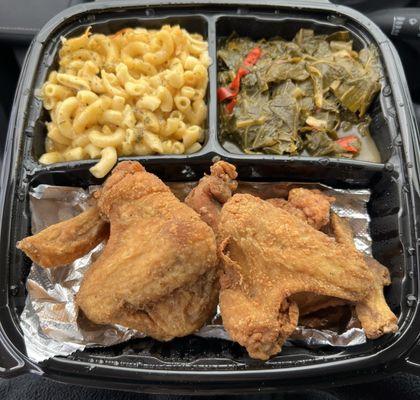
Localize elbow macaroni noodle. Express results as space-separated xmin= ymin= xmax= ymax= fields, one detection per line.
xmin=39 ymin=25 xmax=209 ymax=178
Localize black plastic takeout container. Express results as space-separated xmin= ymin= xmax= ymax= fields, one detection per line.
xmin=1 ymin=0 xmax=420 ymax=394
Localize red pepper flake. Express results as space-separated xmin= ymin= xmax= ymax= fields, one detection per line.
xmin=218 ymin=47 xmax=262 ymax=114
xmin=243 ymin=47 xmax=262 ymax=67
xmin=336 ymin=135 xmax=360 ymax=153
xmin=217 ymin=86 xmax=236 ymax=101
xmin=229 ymin=67 xmax=249 ymax=92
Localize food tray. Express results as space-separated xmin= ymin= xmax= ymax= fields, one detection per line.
xmin=0 ymin=0 xmax=420 ymax=394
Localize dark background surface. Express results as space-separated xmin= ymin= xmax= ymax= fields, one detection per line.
xmin=1 ymin=0 xmax=420 ymax=398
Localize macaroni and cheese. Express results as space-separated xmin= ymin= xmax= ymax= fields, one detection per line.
xmin=39 ymin=25 xmax=210 ymax=178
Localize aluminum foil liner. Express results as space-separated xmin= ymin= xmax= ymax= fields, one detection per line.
xmin=20 ymin=183 xmax=370 ymax=362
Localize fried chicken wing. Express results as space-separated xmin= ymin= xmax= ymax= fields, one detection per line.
xmin=266 ymin=198 xmax=308 ymax=222
xmin=17 ymin=206 xmax=108 ymax=268
xmin=75 ymin=161 xmax=218 ymax=340
xmin=268 ymin=189 xmax=341 ymax=316
xmin=268 ymin=188 xmax=335 ymax=230
xmin=331 ymin=213 xmax=398 ymax=338
xmin=218 ymin=194 xmax=375 ymax=360
xmin=109 ymin=269 xmax=219 ymax=339
xmin=356 ymin=257 xmax=398 ymax=338
xmin=184 ymin=161 xmax=238 ymax=231
xmin=17 ymin=158 xmax=397 ymax=351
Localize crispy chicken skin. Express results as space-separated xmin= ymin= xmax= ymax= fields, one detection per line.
xmin=268 ymin=188 xmax=335 ymax=230
xmin=266 ymin=198 xmax=308 ymax=222
xmin=330 ymin=213 xmax=398 ymax=338
xmin=184 ymin=161 xmax=238 ymax=231
xmin=218 ymin=194 xmax=374 ymax=360
xmin=109 ymin=269 xmax=219 ymax=339
xmin=76 ymin=161 xmax=218 ymax=340
xmin=268 ymin=189 xmax=342 ymax=316
xmin=356 ymin=257 xmax=398 ymax=338
xmin=16 ymin=206 xmax=108 ymax=268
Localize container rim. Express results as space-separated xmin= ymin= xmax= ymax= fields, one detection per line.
xmin=0 ymin=0 xmax=419 ymax=390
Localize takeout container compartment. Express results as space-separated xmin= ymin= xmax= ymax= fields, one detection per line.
xmin=26 ymin=0 xmax=396 ymax=170
xmin=215 ymin=15 xmax=394 ymax=163
xmin=0 ymin=0 xmax=419 ymax=394
xmin=30 ymin=13 xmax=213 ymax=163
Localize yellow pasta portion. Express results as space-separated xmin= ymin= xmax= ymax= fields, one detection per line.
xmin=39 ymin=25 xmax=210 ymax=177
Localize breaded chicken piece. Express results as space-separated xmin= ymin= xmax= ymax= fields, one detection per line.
xmin=76 ymin=161 xmax=218 ymax=340
xmin=331 ymin=213 xmax=398 ymax=339
xmin=357 ymin=258 xmax=398 ymax=338
xmin=218 ymin=194 xmax=375 ymax=360
xmin=266 ymin=198 xmax=308 ymax=223
xmin=268 ymin=188 xmax=335 ymax=230
xmin=110 ymin=269 xmax=219 ymax=339
xmin=269 ymin=190 xmax=341 ymax=316
xmin=17 ymin=206 xmax=108 ymax=268
xmin=184 ymin=161 xmax=238 ymax=231
xmin=287 ymin=188 xmax=335 ymax=230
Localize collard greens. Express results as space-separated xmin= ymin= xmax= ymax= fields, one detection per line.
xmin=218 ymin=29 xmax=381 ymax=157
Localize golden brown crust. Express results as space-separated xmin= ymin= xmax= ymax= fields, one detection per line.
xmin=287 ymin=188 xmax=335 ymax=230
xmin=106 ymin=269 xmax=219 ymax=340
xmin=266 ymin=198 xmax=308 ymax=223
xmin=184 ymin=161 xmax=237 ymax=231
xmin=330 ymin=212 xmax=398 ymax=338
xmin=220 ymin=240 xmax=298 ymax=360
xmin=270 ymin=193 xmax=342 ymax=318
xmin=267 ymin=188 xmax=335 ymax=230
xmin=218 ymin=194 xmax=374 ymax=360
xmin=16 ymin=206 xmax=108 ymax=268
xmin=355 ymin=257 xmax=398 ymax=338
xmin=76 ymin=161 xmax=219 ymax=340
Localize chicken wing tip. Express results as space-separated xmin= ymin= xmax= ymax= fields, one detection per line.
xmin=210 ymin=160 xmax=238 ymax=181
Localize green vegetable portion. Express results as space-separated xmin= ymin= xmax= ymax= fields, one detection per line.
xmin=218 ymin=29 xmax=381 ymax=157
